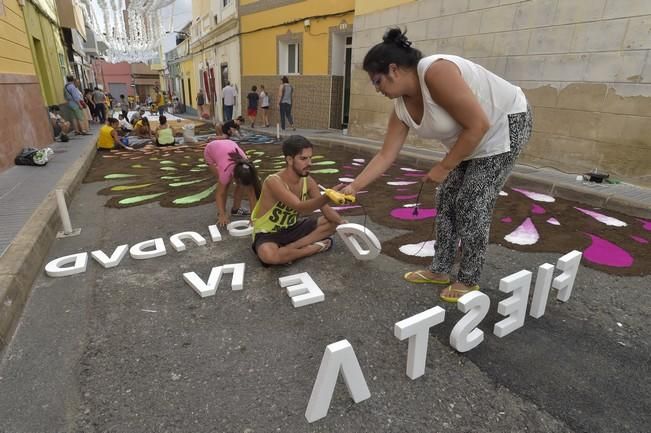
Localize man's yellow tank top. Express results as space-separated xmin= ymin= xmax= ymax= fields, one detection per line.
xmin=252 ymin=174 xmax=309 ymax=237
xmin=97 ymin=124 xmax=115 ymax=149
xmin=157 ymin=126 xmax=175 ymax=145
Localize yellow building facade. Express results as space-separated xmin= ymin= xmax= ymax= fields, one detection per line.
xmin=240 ymin=0 xmax=355 ymax=129
xmin=0 ymin=0 xmax=53 ymax=171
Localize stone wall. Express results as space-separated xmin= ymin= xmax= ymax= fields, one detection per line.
xmin=241 ymin=75 xmax=343 ymax=130
xmin=0 ymin=74 xmax=53 ymax=172
xmin=349 ymin=0 xmax=651 ymax=186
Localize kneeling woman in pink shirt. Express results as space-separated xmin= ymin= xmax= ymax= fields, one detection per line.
xmin=204 ymin=136 xmax=261 ymax=226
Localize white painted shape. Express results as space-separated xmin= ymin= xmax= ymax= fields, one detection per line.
xmin=305 ymin=339 xmax=371 ymax=423
xmin=279 ymin=272 xmax=324 ymax=307
xmin=499 ymin=190 xmax=508 ymax=196
xmin=336 ymin=223 xmax=381 ymax=261
xmin=169 ymin=231 xmax=207 ymax=252
xmin=90 ymin=244 xmax=129 ymax=268
xmin=227 ymin=220 xmax=253 ymax=237
xmin=494 ymin=270 xmax=532 ymax=337
xmin=394 ymin=306 xmax=445 ymax=379
xmin=45 ymin=252 xmax=88 ymax=277
xmin=449 ymin=291 xmax=490 ymax=353
xmin=552 ymin=250 xmax=582 ymax=302
xmin=529 ymin=263 xmax=554 ymax=318
xmin=208 ymin=224 xmax=222 ymax=241
xmin=183 ymin=262 xmax=246 ymax=297
xmin=129 ymin=238 xmax=167 ymax=259
xmin=398 ymin=240 xmax=436 ymax=257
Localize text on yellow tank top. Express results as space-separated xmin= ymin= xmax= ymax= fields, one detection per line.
xmin=252 ymin=174 xmax=308 ymax=236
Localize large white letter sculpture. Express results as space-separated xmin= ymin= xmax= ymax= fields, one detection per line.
xmin=450 ymin=291 xmax=490 ymax=352
xmin=552 ymin=250 xmax=582 ymax=302
xmin=45 ymin=252 xmax=88 ymax=277
xmin=335 ymin=223 xmax=381 ymax=261
xmin=129 ymin=238 xmax=167 ymax=260
xmin=227 ymin=220 xmax=253 ymax=237
xmin=394 ymin=306 xmax=445 ymax=379
xmin=279 ymin=273 xmax=324 ymax=307
xmin=169 ymin=231 xmax=207 ymax=252
xmin=183 ymin=263 xmax=245 ymax=297
xmin=91 ymin=244 xmax=128 ymax=269
xmin=305 ymin=340 xmax=371 ymax=423
xmin=494 ymin=270 xmax=532 ymax=338
xmin=529 ymin=263 xmax=554 ymax=318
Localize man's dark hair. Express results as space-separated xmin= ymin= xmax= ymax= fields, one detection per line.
xmin=281 ymin=76 xmax=289 ymax=84
xmin=363 ymin=27 xmax=423 ymax=75
xmin=49 ymin=105 xmax=60 ymax=112
xmin=282 ymin=135 xmax=313 ymax=158
xmin=251 ymin=85 xmax=257 ymax=91
xmin=107 ymin=117 xmax=119 ymax=125
xmin=66 ymin=75 xmax=75 ymax=82
xmin=159 ymin=115 xmax=167 ymax=125
xmin=222 ymin=119 xmax=240 ymax=136
xmin=229 ymin=151 xmax=262 ymax=199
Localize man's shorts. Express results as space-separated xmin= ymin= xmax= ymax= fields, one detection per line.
xmin=252 ymin=217 xmax=318 ymax=257
xmin=247 ymin=108 xmax=257 ymax=117
xmin=68 ymin=103 xmax=84 ymax=120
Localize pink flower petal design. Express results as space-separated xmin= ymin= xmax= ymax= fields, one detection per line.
xmin=546 ymin=217 xmax=561 ymax=225
xmin=390 ymin=207 xmax=437 ymax=220
xmin=500 ymin=217 xmax=512 ymax=223
xmin=575 ymin=207 xmax=627 ymax=227
xmin=630 ymin=235 xmax=648 ymax=244
xmin=394 ymin=194 xmax=418 ymax=200
xmin=512 ymin=188 xmax=555 ymax=203
xmin=637 ymin=218 xmax=651 ymax=231
xmin=583 ymin=233 xmax=633 ymax=268
xmin=343 ymin=165 xmax=355 ymax=169
xmin=532 ymin=204 xmax=546 ymax=214
xmin=504 ymin=217 xmax=539 ymax=245
xmin=403 ymin=172 xmax=425 ymax=177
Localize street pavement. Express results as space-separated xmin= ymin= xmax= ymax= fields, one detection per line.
xmin=0 ymin=172 xmax=649 ymax=432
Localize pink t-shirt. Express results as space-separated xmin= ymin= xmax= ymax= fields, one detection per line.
xmin=204 ymin=139 xmax=247 ymax=185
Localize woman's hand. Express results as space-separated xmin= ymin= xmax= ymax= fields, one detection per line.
xmin=218 ymin=213 xmax=230 ymax=227
xmin=422 ymin=164 xmax=450 ymax=185
xmin=340 ymin=183 xmax=358 ymax=196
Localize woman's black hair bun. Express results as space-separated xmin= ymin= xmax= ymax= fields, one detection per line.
xmin=382 ymin=27 xmax=412 ymax=49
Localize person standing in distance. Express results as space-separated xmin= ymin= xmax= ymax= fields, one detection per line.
xmin=341 ymin=28 xmax=533 ymax=302
xmin=222 ymin=81 xmax=236 ymax=121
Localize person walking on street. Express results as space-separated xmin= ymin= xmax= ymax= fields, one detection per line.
xmin=341 ymin=28 xmax=533 ymax=303
xmin=119 ymin=94 xmax=129 ymax=119
xmin=259 ymin=85 xmax=270 ymax=127
xmin=247 ymin=85 xmax=259 ymax=128
xmin=197 ymin=89 xmax=207 ymax=118
xmin=278 ymin=76 xmax=295 ymax=130
xmin=222 ymin=81 xmax=236 ymax=121
xmin=93 ymin=87 xmax=106 ymax=123
xmin=84 ymin=89 xmax=97 ymax=123
xmin=63 ymin=76 xmax=89 ymax=135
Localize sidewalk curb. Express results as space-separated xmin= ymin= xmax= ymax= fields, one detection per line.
xmin=307 ymin=135 xmax=651 ymax=219
xmin=0 ymin=143 xmax=97 ymax=350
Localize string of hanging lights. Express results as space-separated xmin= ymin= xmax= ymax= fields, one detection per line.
xmin=78 ymin=0 xmax=174 ymax=63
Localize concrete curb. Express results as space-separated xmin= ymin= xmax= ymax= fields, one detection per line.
xmin=306 ymin=135 xmax=651 ymax=219
xmin=0 ymin=143 xmax=97 ymax=349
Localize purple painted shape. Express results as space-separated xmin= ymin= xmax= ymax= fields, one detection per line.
xmin=532 ymin=204 xmax=546 ymax=214
xmin=343 ymin=165 xmax=356 ymax=169
xmin=390 ymin=207 xmax=437 ymax=220
xmin=396 ymin=188 xmax=409 ymax=192
xmin=504 ymin=217 xmax=539 ymax=245
xmin=631 ymin=235 xmax=648 ymax=244
xmin=583 ymin=233 xmax=634 ymax=268
xmin=501 ymin=217 xmax=512 ymax=223
xmin=637 ymin=218 xmax=651 ymax=231
xmin=404 ymin=172 xmax=425 ymax=177
xmin=394 ymin=194 xmax=418 ymax=200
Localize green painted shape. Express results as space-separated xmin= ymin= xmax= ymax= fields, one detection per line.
xmin=253 ymin=159 xmax=262 ymax=163
xmin=160 ymin=160 xmax=175 ymax=165
xmin=149 ymin=158 xmax=160 ymax=160
xmin=311 ymin=155 xmax=324 ymax=159
xmin=118 ymin=192 xmax=167 ymax=205
xmin=111 ymin=183 xmax=153 ymax=191
xmin=196 ymin=163 xmax=208 ymax=168
xmin=198 ymin=158 xmax=205 ymax=162
xmin=160 ymin=175 xmax=189 ymax=180
xmin=160 ymin=167 xmax=178 ymax=171
xmin=312 ymin=160 xmax=336 ymax=166
xmin=130 ymin=164 xmax=147 ymax=168
xmin=184 ymin=155 xmax=191 ymax=159
xmin=172 ymin=185 xmax=216 ymax=205
xmin=311 ymin=168 xmax=340 ymax=174
xmin=190 ymin=168 xmax=206 ymax=172
xmin=180 ymin=163 xmax=190 ymax=166
xmin=169 ymin=178 xmax=209 ymax=187
xmin=254 ymin=151 xmax=265 ymax=156
xmin=105 ymin=173 xmax=138 ymax=179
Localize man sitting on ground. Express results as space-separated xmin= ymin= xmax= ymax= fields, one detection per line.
xmin=49 ymin=105 xmax=70 ymax=141
xmin=117 ymin=114 xmax=133 ymax=134
xmin=97 ymin=118 xmax=130 ymax=150
xmin=251 ymin=135 xmax=345 ymax=265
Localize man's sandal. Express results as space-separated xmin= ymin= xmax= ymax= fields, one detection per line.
xmin=313 ymin=237 xmax=333 ymax=253
xmin=439 ymin=285 xmax=480 ymax=303
xmin=403 ymin=270 xmax=451 ymax=284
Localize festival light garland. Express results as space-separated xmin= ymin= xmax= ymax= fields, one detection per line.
xmin=79 ymin=0 xmax=174 ymax=63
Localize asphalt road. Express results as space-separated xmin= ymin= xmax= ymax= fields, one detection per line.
xmin=0 ymin=179 xmax=649 ymax=433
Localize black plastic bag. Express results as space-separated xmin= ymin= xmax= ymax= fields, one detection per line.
xmin=14 ymin=147 xmax=50 ymax=166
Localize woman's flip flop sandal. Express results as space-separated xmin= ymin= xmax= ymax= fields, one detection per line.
xmin=439 ymin=285 xmax=480 ymax=303
xmin=314 ymin=237 xmax=333 ymax=253
xmin=403 ymin=270 xmax=451 ymax=284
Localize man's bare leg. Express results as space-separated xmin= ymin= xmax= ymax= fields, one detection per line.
xmin=256 ymin=217 xmax=337 ymax=265
xmin=284 ymin=217 xmax=336 ymax=250
xmin=232 ymin=183 xmax=244 ymax=211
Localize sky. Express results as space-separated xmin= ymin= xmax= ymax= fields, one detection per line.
xmin=159 ymin=0 xmax=193 ymax=53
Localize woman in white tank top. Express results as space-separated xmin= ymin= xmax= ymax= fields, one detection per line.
xmin=342 ymin=28 xmax=532 ymax=302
